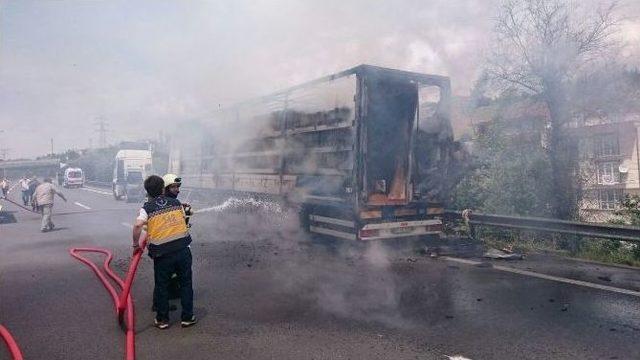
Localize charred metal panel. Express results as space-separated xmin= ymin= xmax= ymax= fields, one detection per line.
xmin=170 ymin=65 xmax=453 ymax=232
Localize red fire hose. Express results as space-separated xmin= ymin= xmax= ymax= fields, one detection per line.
xmin=69 ymin=235 xmax=147 ymax=360
xmin=0 ymin=197 xmax=38 ymax=213
xmin=0 ymin=325 xmax=24 ymax=360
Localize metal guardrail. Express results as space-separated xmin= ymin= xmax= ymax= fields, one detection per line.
xmin=444 ymin=210 xmax=640 ymax=244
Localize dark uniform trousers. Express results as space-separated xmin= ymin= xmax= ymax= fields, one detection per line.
xmin=153 ymin=246 xmax=194 ymax=321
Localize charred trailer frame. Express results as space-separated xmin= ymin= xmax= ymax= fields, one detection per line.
xmin=171 ymin=65 xmax=453 ymax=241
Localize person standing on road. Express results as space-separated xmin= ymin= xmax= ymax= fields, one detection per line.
xmin=148 ymin=173 xmax=191 ymax=312
xmin=28 ymin=177 xmax=40 ymax=211
xmin=34 ymin=177 xmax=67 ymax=232
xmin=1 ymin=177 xmax=9 ymax=198
xmin=19 ymin=175 xmax=31 ymax=205
xmin=132 ymin=175 xmax=197 ymax=330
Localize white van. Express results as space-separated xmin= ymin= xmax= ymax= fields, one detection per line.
xmin=113 ymin=150 xmax=153 ymax=202
xmin=63 ymin=167 xmax=84 ymax=188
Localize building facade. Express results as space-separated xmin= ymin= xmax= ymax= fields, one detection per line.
xmin=573 ymin=120 xmax=640 ymax=221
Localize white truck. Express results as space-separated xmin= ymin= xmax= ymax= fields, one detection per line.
xmin=63 ymin=167 xmax=84 ymax=188
xmin=112 ymin=150 xmax=152 ymax=202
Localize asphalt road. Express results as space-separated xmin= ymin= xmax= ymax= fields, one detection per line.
xmin=1 ymin=185 xmax=639 ymax=360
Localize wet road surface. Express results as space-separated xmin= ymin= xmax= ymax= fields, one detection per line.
xmin=1 ymin=186 xmax=639 ymax=360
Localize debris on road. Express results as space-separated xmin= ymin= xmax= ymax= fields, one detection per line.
xmin=483 ymin=248 xmax=524 ymax=260
xmin=0 ymin=209 xmax=17 ymax=224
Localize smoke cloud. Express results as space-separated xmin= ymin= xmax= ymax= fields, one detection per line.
xmin=1 ymin=0 xmax=496 ymax=158
xmin=0 ymin=0 xmax=637 ymax=162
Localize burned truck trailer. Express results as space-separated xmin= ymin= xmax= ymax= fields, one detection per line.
xmin=170 ymin=65 xmax=454 ymax=241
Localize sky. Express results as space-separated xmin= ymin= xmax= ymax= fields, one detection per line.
xmin=0 ymin=0 xmax=638 ymax=158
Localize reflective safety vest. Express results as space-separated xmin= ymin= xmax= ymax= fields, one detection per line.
xmin=143 ymin=196 xmax=191 ymax=257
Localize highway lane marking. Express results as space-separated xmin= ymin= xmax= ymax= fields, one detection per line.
xmin=121 ymin=222 xmax=133 ymax=229
xmin=81 ymin=187 xmax=111 ymax=196
xmin=442 ymin=256 xmax=640 ymax=298
xmin=74 ymin=202 xmax=91 ymax=210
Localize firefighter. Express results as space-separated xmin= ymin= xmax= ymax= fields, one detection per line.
xmin=150 ymin=173 xmax=190 ymax=311
xmin=132 ymin=175 xmax=196 ymax=329
xmin=162 ymin=174 xmax=193 ymax=223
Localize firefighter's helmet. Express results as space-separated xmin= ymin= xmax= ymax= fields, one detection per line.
xmin=162 ymin=173 xmax=182 ymax=188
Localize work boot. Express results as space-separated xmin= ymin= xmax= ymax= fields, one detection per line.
xmin=181 ymin=315 xmax=198 ymax=328
xmin=154 ymin=318 xmax=170 ymax=330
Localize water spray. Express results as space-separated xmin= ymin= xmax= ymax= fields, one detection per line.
xmin=193 ymin=197 xmax=283 ymax=215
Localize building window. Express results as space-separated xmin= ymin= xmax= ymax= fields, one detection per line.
xmin=593 ymin=133 xmax=619 ymax=157
xmin=598 ymin=189 xmax=622 ymax=210
xmin=597 ymin=162 xmax=619 ymax=184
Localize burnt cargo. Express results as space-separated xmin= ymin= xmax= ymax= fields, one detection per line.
xmin=170 ymin=64 xmax=455 ymax=241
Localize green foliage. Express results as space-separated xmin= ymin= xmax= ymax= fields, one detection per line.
xmin=451 ymin=116 xmax=553 ymax=217
xmin=73 ymin=147 xmax=118 ymax=182
xmin=577 ymin=239 xmax=640 ymax=267
xmin=614 ymin=195 xmax=640 ymax=227
xmin=570 ymin=195 xmax=640 ymax=266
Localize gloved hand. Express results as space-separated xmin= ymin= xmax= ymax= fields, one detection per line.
xmin=182 ymin=203 xmax=193 ymax=216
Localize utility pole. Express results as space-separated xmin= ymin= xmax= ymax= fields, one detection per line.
xmin=94 ymin=118 xmax=108 ymax=148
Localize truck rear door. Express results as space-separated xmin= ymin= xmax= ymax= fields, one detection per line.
xmin=361 ymin=77 xmax=417 ymax=206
